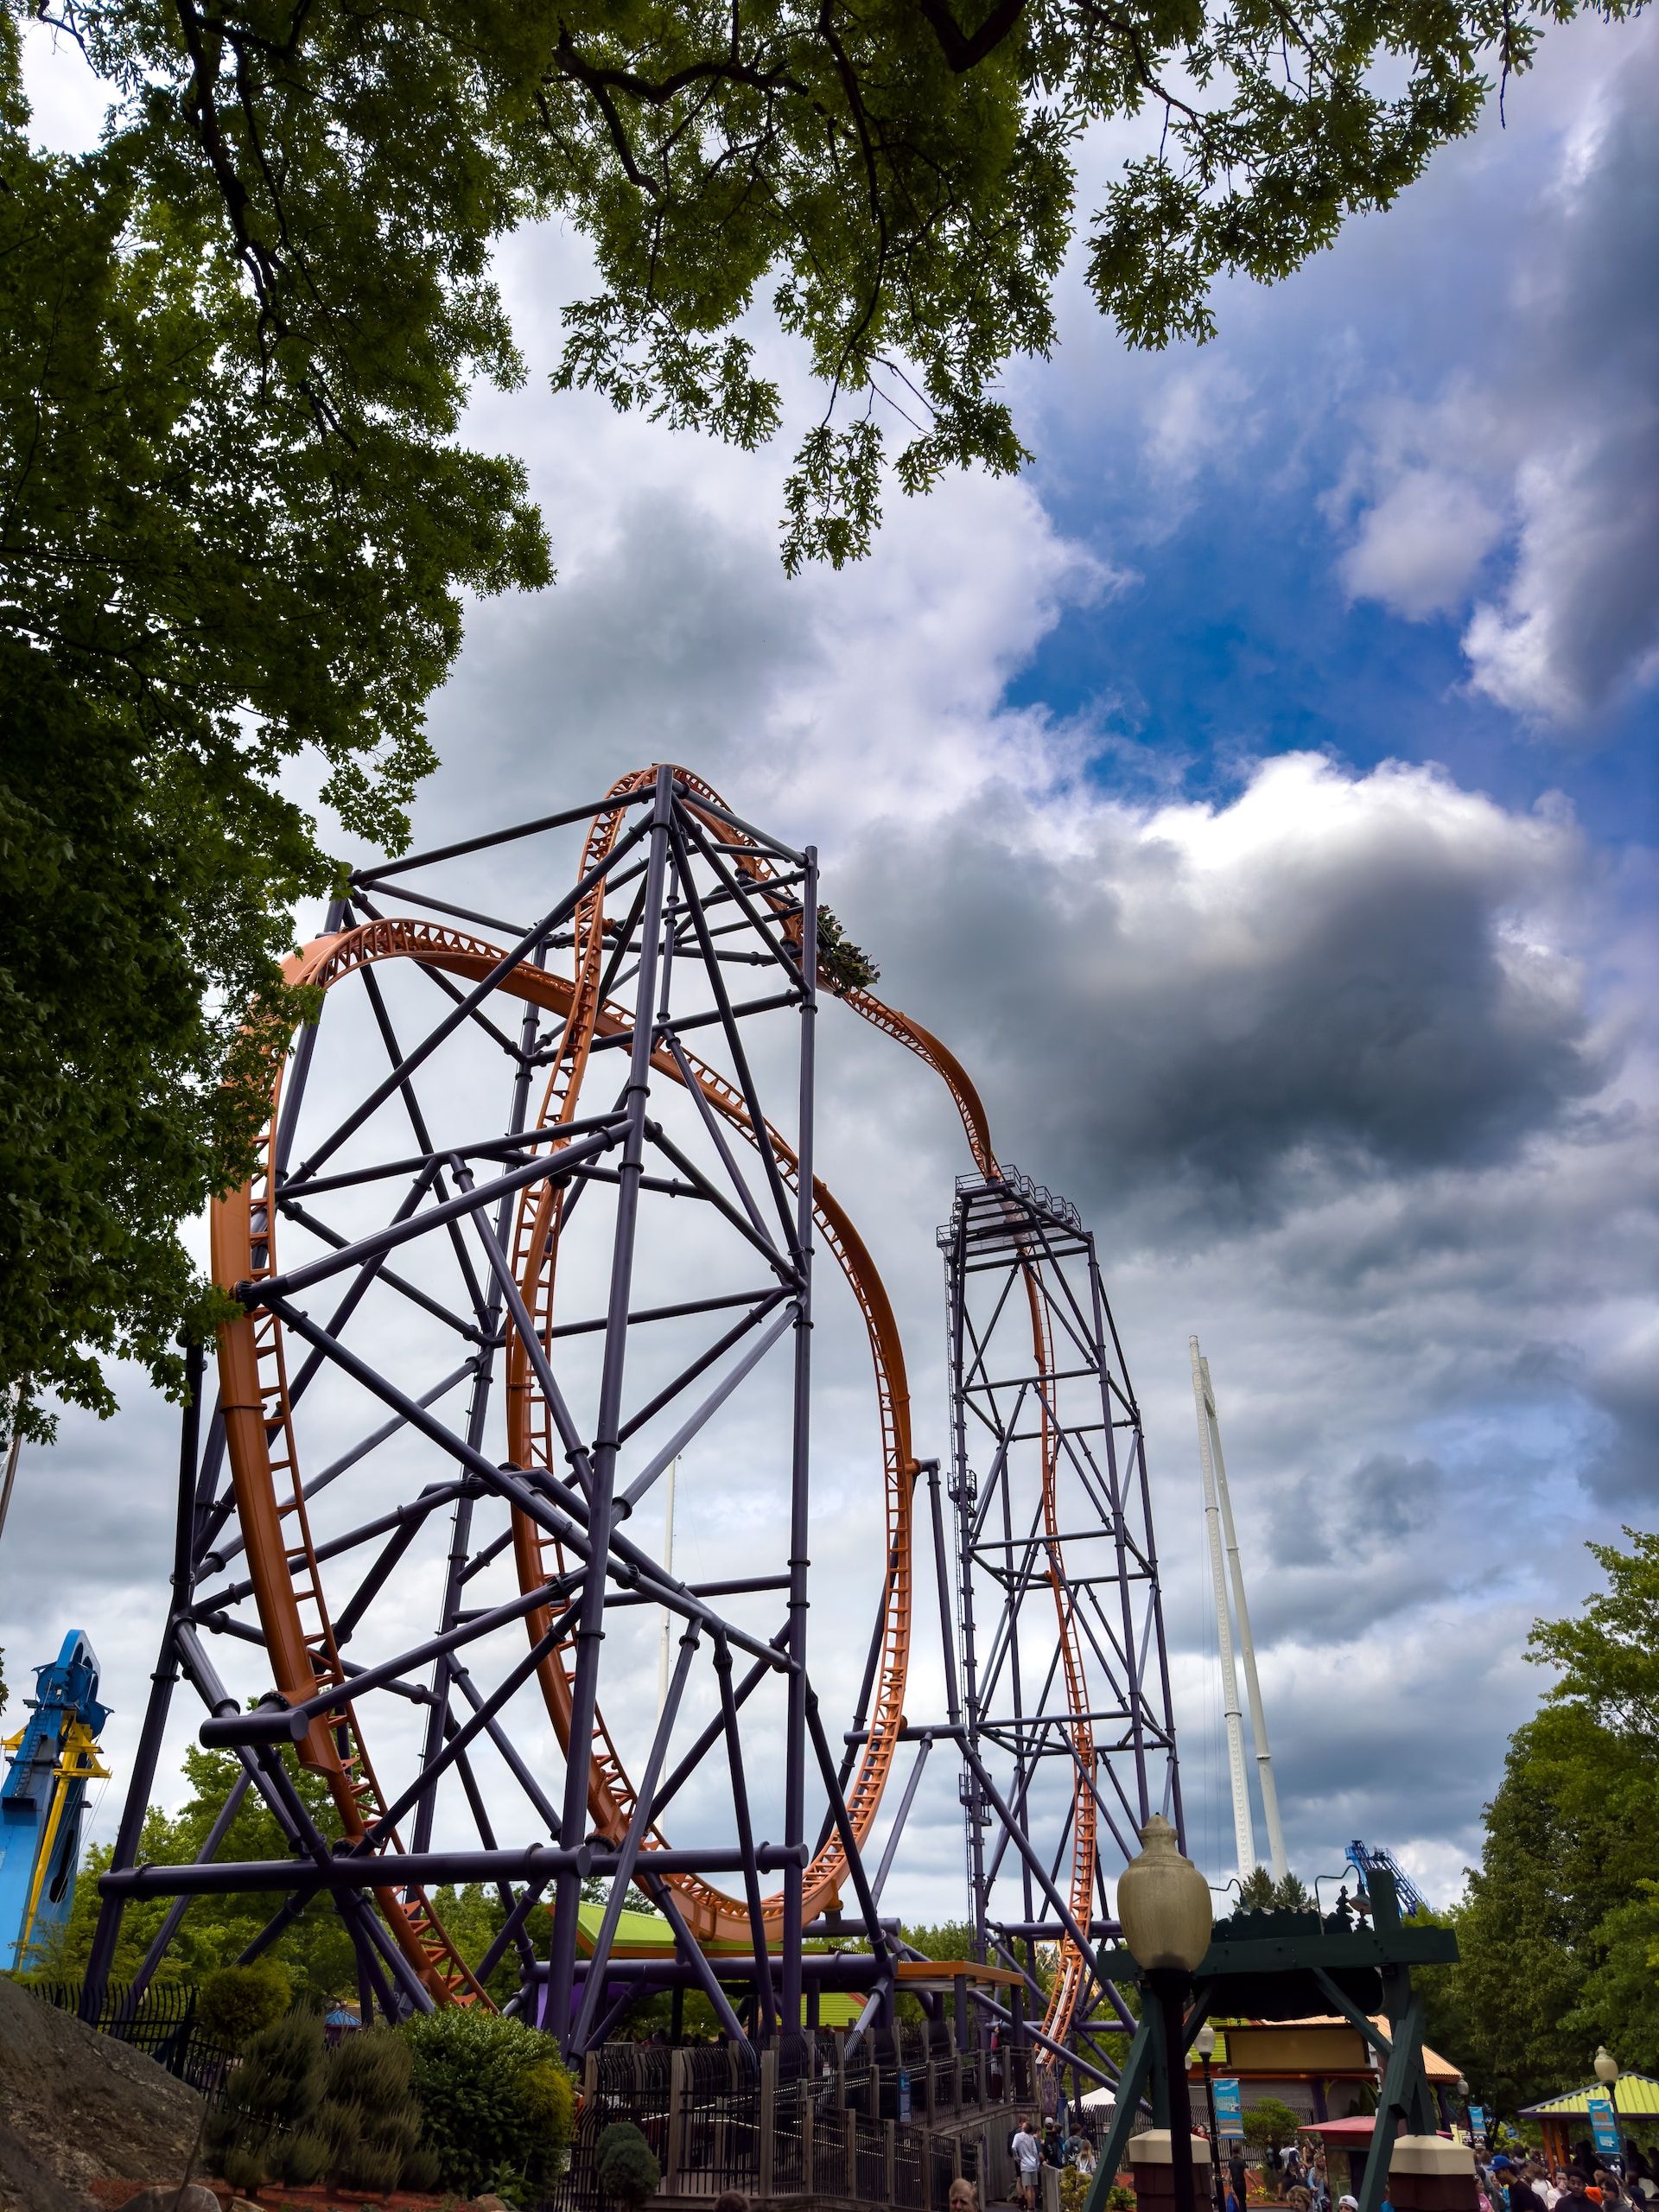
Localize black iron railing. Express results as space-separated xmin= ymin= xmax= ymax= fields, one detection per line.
xmin=28 ymin=1978 xmax=238 ymax=2102
xmin=557 ymin=2025 xmax=1010 ymax=2210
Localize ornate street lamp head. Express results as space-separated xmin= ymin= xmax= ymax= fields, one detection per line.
xmin=1196 ymin=2023 xmax=1217 ymax=2059
xmin=1117 ymin=1813 xmax=1214 ymax=1974
xmin=1594 ymin=2048 xmax=1619 ymax=2088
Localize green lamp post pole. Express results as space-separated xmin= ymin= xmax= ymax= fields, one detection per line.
xmin=1119 ymin=1816 xmax=1215 ymax=2212
xmin=1594 ymin=2049 xmax=1620 ymax=2174
xmin=1198 ymin=2023 xmax=1226 ymax=2212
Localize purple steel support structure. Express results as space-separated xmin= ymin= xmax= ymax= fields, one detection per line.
xmin=938 ymin=1166 xmax=1182 ymax=2081
xmin=83 ymin=777 xmax=1181 ymax=2074
xmin=82 ymin=776 xmax=882 ymax=2050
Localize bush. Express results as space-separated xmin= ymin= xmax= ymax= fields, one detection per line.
xmin=204 ymin=2006 xmax=326 ymax=2183
xmin=320 ymin=2026 xmax=428 ymax=2190
xmin=197 ymin=1960 xmax=293 ymax=2050
xmin=519 ymin=2058 xmax=577 ymax=2144
xmin=596 ymin=2120 xmax=661 ymax=2209
xmin=403 ymin=2006 xmax=578 ymax=2201
xmin=270 ymin=2128 xmax=330 ymax=2185
xmin=1243 ymin=2099 xmax=1305 ymax=2177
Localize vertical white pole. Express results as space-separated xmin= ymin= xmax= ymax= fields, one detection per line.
xmin=658 ymin=1456 xmax=677 ymax=1717
xmin=1192 ymin=1335 xmax=1255 ymax=1883
xmin=1201 ymin=1357 xmax=1288 ymax=1885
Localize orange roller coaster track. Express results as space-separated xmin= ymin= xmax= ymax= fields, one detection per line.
xmin=84 ymin=766 xmax=1180 ymax=2079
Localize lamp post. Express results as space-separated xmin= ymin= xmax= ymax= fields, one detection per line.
xmin=1119 ymin=1815 xmax=1215 ymax=2212
xmin=1593 ymin=2050 xmax=1619 ymax=2172
xmin=1197 ymin=2021 xmax=1226 ymax=2212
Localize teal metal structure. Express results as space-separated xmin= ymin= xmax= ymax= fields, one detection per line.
xmin=1083 ymin=1866 xmax=1458 ymax=2212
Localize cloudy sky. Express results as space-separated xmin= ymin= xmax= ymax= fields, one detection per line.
xmin=5 ymin=13 xmax=1656 ymax=1935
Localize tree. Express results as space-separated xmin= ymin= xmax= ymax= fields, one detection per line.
xmin=426 ymin=1880 xmax=542 ymax=2007
xmin=3 ymin=0 xmax=1637 ymax=1434
xmin=1 ymin=6 xmax=546 ymax=1442
xmin=1528 ymin=1529 xmax=1659 ymax=1741
xmin=1413 ymin=1531 xmax=1659 ymax=2118
xmin=32 ymin=1742 xmax=357 ymax=1998
xmin=1238 ymin=1867 xmax=1275 ymax=1911
xmin=1243 ymin=2096 xmax=1303 ymax=2158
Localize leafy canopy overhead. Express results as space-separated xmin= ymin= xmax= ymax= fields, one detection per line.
xmin=18 ymin=0 xmax=1638 ymax=577
xmin=2 ymin=0 xmax=1637 ymax=1434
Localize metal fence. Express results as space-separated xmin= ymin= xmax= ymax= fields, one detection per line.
xmin=29 ymin=1978 xmax=237 ymax=2101
xmin=558 ymin=2026 xmax=1003 ymax=2209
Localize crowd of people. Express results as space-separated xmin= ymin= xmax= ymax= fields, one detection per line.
xmin=1007 ymin=2114 xmax=1102 ymax=2204
xmin=994 ymin=2119 xmax=1659 ymax=2212
xmin=1472 ymin=2143 xmax=1659 ymax=2212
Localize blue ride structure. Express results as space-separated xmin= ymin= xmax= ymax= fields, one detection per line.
xmin=0 ymin=1631 xmax=111 ymax=1971
xmin=1346 ymin=1837 xmax=1428 ymax=1918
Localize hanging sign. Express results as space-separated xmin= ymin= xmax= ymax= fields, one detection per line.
xmin=1588 ymin=2097 xmax=1621 ymax=2159
xmin=1213 ymin=2080 xmax=1243 ymax=2132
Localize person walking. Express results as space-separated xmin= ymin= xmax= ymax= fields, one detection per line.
xmin=1230 ymin=2145 xmax=1250 ymax=2209
xmin=1510 ymin=2169 xmax=1548 ymax=2212
xmin=1013 ymin=2117 xmax=1042 ymax=2211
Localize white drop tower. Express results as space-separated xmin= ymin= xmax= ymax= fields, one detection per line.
xmin=1190 ymin=1335 xmax=1288 ymax=1885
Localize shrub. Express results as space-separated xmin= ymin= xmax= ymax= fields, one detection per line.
xmin=204 ymin=2007 xmax=326 ymax=2183
xmin=403 ymin=2006 xmax=578 ymax=2200
xmin=270 ymin=2128 xmax=330 ymax=2185
xmin=197 ymin=1960 xmax=293 ymax=2050
xmin=519 ymin=2059 xmax=576 ymax=2144
xmin=596 ymin=2120 xmax=660 ymax=2209
xmin=1243 ymin=2099 xmax=1305 ymax=2164
xmin=321 ymin=2025 xmax=429 ymax=2190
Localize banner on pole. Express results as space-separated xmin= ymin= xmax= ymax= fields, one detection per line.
xmin=1588 ymin=2096 xmax=1620 ymax=2159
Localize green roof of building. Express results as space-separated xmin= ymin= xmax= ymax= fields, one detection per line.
xmin=1517 ymin=2076 xmax=1659 ymax=2120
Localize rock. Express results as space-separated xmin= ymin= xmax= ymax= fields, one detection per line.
xmin=472 ymin=2197 xmax=514 ymax=2211
xmin=227 ymin=2199 xmax=263 ymax=2212
xmin=0 ymin=1975 xmax=206 ymax=2212
xmin=116 ymin=2190 xmax=219 ymax=2212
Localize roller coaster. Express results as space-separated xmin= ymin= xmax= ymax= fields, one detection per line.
xmin=86 ymin=767 xmax=1180 ymax=2086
